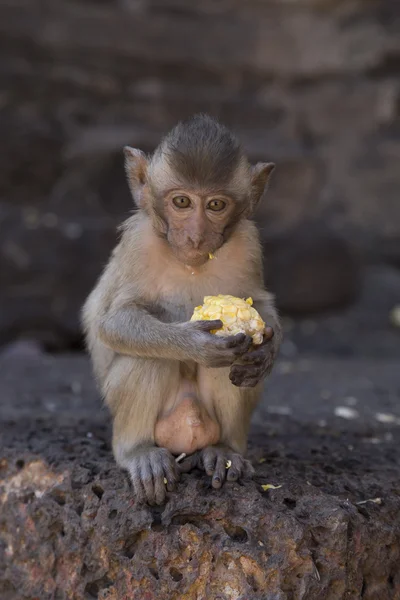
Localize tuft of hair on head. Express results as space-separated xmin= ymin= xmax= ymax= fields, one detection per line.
xmin=155 ymin=113 xmax=246 ymax=188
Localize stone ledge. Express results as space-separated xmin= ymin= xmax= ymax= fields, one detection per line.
xmin=0 ymin=356 xmax=399 ymax=599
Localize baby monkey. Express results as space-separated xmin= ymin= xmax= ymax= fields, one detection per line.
xmin=82 ymin=114 xmax=282 ymax=505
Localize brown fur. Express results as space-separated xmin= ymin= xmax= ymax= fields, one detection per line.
xmin=82 ymin=114 xmax=282 ymax=505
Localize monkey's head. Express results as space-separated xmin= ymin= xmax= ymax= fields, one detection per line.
xmin=124 ymin=114 xmax=275 ymax=267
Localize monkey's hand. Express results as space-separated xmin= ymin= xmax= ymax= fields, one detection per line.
xmin=125 ymin=445 xmax=179 ymax=506
xmin=183 ymin=320 xmax=252 ymax=368
xmin=229 ymin=326 xmax=277 ymax=387
xmin=178 ymin=445 xmax=254 ymax=489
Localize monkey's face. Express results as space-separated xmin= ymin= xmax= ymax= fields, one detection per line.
xmin=123 ymin=118 xmax=275 ymax=268
xmin=162 ymin=189 xmax=239 ymax=267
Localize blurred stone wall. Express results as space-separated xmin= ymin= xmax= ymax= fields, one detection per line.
xmin=0 ymin=0 xmax=399 ymax=347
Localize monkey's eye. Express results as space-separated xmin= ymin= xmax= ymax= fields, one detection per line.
xmin=172 ymin=196 xmax=191 ymax=209
xmin=207 ymin=199 xmax=226 ymax=212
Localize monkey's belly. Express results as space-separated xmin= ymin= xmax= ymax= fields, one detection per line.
xmin=154 ymin=396 xmax=220 ymax=455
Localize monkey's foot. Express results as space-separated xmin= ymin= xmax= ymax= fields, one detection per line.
xmin=125 ymin=446 xmax=179 ymax=506
xmin=181 ymin=445 xmax=255 ymax=489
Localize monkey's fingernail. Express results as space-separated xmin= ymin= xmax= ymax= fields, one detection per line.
xmin=226 ymin=460 xmax=232 ymax=469
xmin=175 ymin=453 xmax=186 ymax=463
xmin=163 ymin=478 xmax=168 ymax=485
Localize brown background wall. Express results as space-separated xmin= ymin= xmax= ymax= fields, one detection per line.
xmin=0 ymin=0 xmax=399 ymax=347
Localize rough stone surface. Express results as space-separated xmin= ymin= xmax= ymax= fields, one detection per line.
xmin=0 ymin=0 xmax=400 ymax=344
xmin=1 ymin=328 xmax=400 ymax=599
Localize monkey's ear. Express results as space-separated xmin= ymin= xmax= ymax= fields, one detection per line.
xmin=250 ymin=162 xmax=275 ymax=211
xmin=123 ymin=146 xmax=149 ymax=206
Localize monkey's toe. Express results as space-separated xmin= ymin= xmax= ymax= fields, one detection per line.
xmin=177 ymin=452 xmax=200 ymax=473
xmin=127 ymin=447 xmax=179 ymax=506
xmin=198 ymin=446 xmax=254 ymax=488
xmin=212 ymin=454 xmax=228 ymax=488
xmin=226 ymin=454 xmax=246 ymax=482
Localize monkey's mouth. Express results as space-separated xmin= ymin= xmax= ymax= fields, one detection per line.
xmin=174 ymin=248 xmax=211 ymax=267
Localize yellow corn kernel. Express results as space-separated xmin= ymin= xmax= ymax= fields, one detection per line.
xmin=190 ymin=294 xmax=266 ymax=345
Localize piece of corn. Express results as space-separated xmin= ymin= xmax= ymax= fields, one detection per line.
xmin=190 ymin=294 xmax=266 ymax=345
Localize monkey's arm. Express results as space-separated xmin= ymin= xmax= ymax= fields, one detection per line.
xmin=253 ymin=293 xmax=282 ymax=347
xmin=229 ymin=291 xmax=282 ymax=387
xmin=251 ymin=291 xmax=283 ymax=369
xmin=99 ymin=305 xmax=189 ymax=360
xmin=98 ymin=304 xmax=251 ymax=366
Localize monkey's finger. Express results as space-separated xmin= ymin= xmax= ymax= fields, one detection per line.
xmin=226 ymin=466 xmax=240 ymax=482
xmin=163 ymin=471 xmax=179 ymax=491
xmin=129 ymin=467 xmax=147 ymax=505
xmin=202 ymin=448 xmax=218 ymax=476
xmin=240 ymin=364 xmax=262 ymax=376
xmin=230 ymin=370 xmax=262 ymax=387
xmin=165 ymin=471 xmax=179 ymax=487
xmin=149 ymin=454 xmax=169 ymax=504
xmin=242 ymin=460 xmax=255 ymax=480
xmin=133 ymin=482 xmax=147 ymax=505
xmin=229 ymin=371 xmax=244 ymax=387
xmin=227 ymin=454 xmax=245 ymax=481
xmin=222 ymin=333 xmax=249 ymax=349
xmin=212 ymin=340 xmax=253 ymax=367
xmin=262 ymin=326 xmax=274 ymax=342
xmin=230 ymin=364 xmax=260 ymax=379
xmin=237 ymin=377 xmax=261 ymax=388
xmin=212 ymin=454 xmax=227 ymax=489
xmin=157 ymin=476 xmax=170 ymax=504
xmin=141 ymin=477 xmax=156 ymax=506
xmin=241 ymin=349 xmax=266 ymax=365
xmin=153 ymin=474 xmax=168 ymax=505
xmin=139 ymin=459 xmax=156 ymax=506
xmin=159 ymin=450 xmax=179 ymax=481
xmin=231 ymin=336 xmax=253 ymax=356
xmin=177 ymin=453 xmax=199 ymax=473
xmin=162 ymin=462 xmax=179 ymax=492
xmin=196 ymin=320 xmax=223 ymax=332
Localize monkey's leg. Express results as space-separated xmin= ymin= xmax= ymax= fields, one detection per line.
xmin=104 ymin=356 xmax=182 ymax=506
xmin=187 ymin=367 xmax=261 ymax=489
